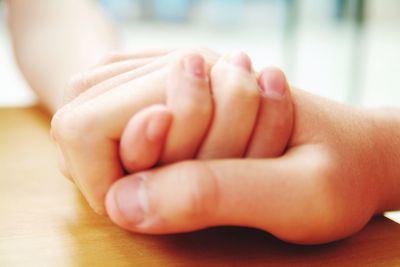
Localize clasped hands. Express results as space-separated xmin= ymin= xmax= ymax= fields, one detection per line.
xmin=51 ymin=49 xmax=391 ymax=244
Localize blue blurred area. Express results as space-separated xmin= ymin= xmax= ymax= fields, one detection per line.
xmin=97 ymin=0 xmax=360 ymax=24
xmin=153 ymin=0 xmax=194 ymax=21
xmin=98 ymin=0 xmax=138 ymax=20
xmin=96 ymin=0 xmax=367 ymax=103
xmin=99 ymin=0 xmax=195 ymax=21
xmin=94 ymin=0 xmax=400 ymax=105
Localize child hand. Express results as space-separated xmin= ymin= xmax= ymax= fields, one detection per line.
xmin=51 ymin=49 xmax=219 ymax=214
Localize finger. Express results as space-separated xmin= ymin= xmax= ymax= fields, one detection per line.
xmin=51 ymin=68 xmax=168 ymax=214
xmin=94 ymin=49 xmax=173 ymax=67
xmin=68 ymin=49 xmax=217 ymax=108
xmin=66 ymin=49 xmax=182 ymax=104
xmin=51 ymin=52 xmax=217 ymax=212
xmin=52 ymin=104 xmax=124 ymax=214
xmin=59 ymin=58 xmax=158 ymax=187
xmin=245 ymin=68 xmax=294 ymax=158
xmin=160 ymin=53 xmax=212 ymax=164
xmin=64 ymin=58 xmax=156 ymax=104
xmin=55 ymin=143 xmax=73 ymax=181
xmin=196 ymin=51 xmax=260 ymax=159
xmin=105 ymin=149 xmax=336 ymax=243
xmin=120 ymin=105 xmax=172 ymax=173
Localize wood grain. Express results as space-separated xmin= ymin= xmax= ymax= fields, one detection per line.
xmin=1 ymin=107 xmax=400 ymax=267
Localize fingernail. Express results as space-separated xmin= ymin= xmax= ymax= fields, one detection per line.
xmin=183 ymin=54 xmax=206 ymax=79
xmin=228 ymin=51 xmax=251 ymax=72
xmin=114 ymin=175 xmax=148 ymax=226
xmin=260 ymin=70 xmax=286 ymax=98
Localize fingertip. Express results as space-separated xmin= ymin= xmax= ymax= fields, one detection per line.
xmin=168 ymin=53 xmax=209 ymax=91
xmin=121 ymin=105 xmax=172 ymax=173
xmin=259 ymin=67 xmax=288 ymax=99
xmin=198 ymin=51 xmax=259 ymax=159
xmin=105 ymin=179 xmax=120 ymax=219
xmin=182 ymin=53 xmax=207 ymax=79
xmin=246 ymin=67 xmax=293 ymax=158
xmin=105 ymin=175 xmax=146 ymax=230
xmin=227 ymin=51 xmax=252 ymax=72
xmin=161 ymin=52 xmax=213 ymax=164
xmin=106 ymin=162 xmax=218 ymax=234
xmin=145 ymin=106 xmax=173 ymax=143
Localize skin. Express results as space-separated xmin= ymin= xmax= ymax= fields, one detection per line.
xmin=51 ymin=50 xmax=293 ymax=215
xmin=120 ymin=55 xmax=293 ymax=173
xmin=52 ymin=49 xmax=400 ymax=244
xmin=106 ymin=87 xmax=400 ymax=245
xmin=7 ymin=0 xmax=117 ymax=113
xmin=8 ymin=0 xmax=400 ymax=246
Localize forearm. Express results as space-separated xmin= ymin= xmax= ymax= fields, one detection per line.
xmin=367 ymin=108 xmax=400 ymax=212
xmin=7 ymin=0 xmax=118 ymax=113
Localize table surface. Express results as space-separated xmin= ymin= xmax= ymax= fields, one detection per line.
xmin=1 ymin=107 xmax=400 ymax=267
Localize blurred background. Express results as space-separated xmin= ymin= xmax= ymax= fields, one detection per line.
xmin=0 ymin=0 xmax=399 ymax=107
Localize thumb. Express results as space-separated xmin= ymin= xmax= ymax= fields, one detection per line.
xmin=105 ymin=152 xmax=334 ymax=243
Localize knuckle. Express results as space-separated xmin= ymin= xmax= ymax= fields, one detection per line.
xmin=66 ymin=73 xmax=91 ymax=98
xmin=228 ymin=84 xmax=259 ymax=107
xmin=268 ymin=67 xmax=284 ymax=76
xmin=169 ymin=50 xmax=188 ymax=62
xmin=179 ymin=100 xmax=211 ymax=120
xmin=68 ymin=73 xmax=87 ymax=90
xmin=51 ymin=106 xmax=69 ymax=141
xmin=212 ymin=72 xmax=259 ymax=102
xmin=211 ymin=63 xmax=260 ymax=99
xmin=51 ymin=105 xmax=93 ymax=146
xmin=271 ymin=113 xmax=292 ymax=136
xmin=178 ymin=162 xmax=220 ymax=221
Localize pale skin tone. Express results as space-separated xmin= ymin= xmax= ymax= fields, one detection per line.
xmin=119 ymin=53 xmax=293 ymax=172
xmin=8 ymin=0 xmax=400 ymax=245
xmin=107 ymin=59 xmax=400 ymax=244
xmin=51 ymin=51 xmax=400 ymax=244
xmin=51 ymin=50 xmax=292 ymax=212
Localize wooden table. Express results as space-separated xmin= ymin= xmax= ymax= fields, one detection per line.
xmin=1 ymin=107 xmax=400 ymax=267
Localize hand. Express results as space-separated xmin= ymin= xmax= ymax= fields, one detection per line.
xmin=118 ymin=52 xmax=293 ymax=173
xmin=105 ymin=84 xmax=400 ymax=244
xmin=51 ymin=49 xmax=219 ymax=214
xmin=53 ymin=47 xmax=292 ymax=216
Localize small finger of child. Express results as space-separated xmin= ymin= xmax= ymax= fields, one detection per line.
xmin=64 ymin=58 xmax=157 ymax=104
xmin=245 ymin=68 xmax=293 ymax=158
xmin=159 ymin=53 xmax=213 ymax=164
xmin=196 ymin=51 xmax=260 ymax=159
xmin=120 ymin=105 xmax=172 ymax=173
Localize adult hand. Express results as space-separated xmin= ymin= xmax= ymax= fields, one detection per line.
xmin=106 ymin=86 xmax=399 ymax=244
